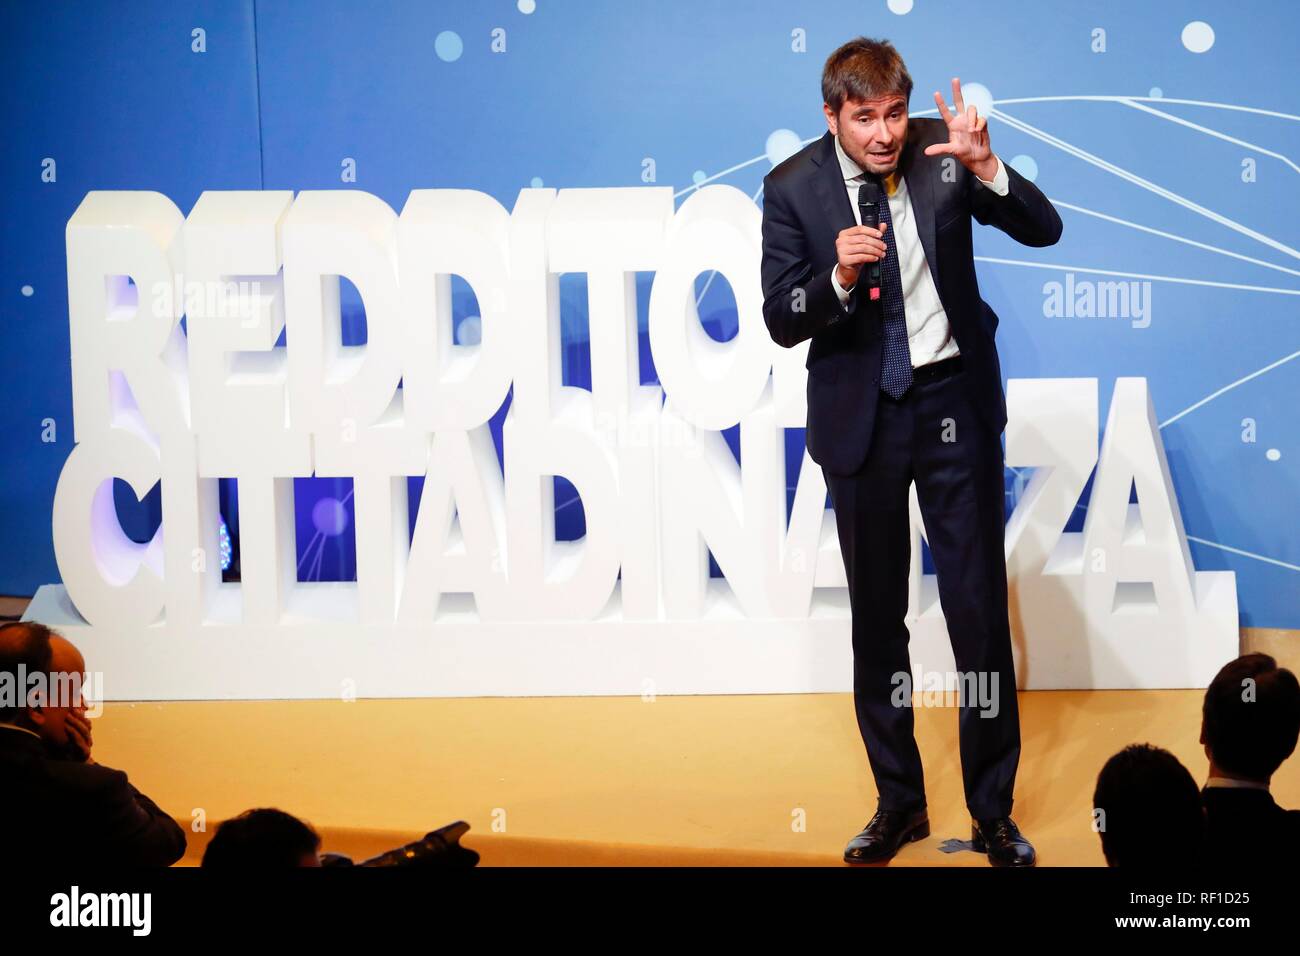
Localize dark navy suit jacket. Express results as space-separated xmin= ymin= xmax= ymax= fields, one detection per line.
xmin=0 ymin=724 xmax=187 ymax=867
xmin=760 ymin=119 xmax=1063 ymax=476
xmin=1202 ymin=784 xmax=1300 ymax=866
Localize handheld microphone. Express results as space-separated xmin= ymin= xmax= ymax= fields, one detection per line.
xmin=856 ymin=179 xmax=883 ymax=301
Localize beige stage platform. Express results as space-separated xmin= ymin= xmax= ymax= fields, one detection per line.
xmin=82 ymin=688 xmax=1300 ymax=867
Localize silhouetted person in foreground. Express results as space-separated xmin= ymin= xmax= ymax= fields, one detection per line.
xmin=1200 ymin=653 xmax=1300 ymax=866
xmin=202 ymin=808 xmax=481 ymax=867
xmin=1093 ymin=743 xmax=1206 ymax=867
xmin=202 ymin=808 xmax=322 ymax=867
xmin=0 ymin=621 xmax=186 ymax=867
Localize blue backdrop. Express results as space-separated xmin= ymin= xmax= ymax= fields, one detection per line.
xmin=1 ymin=1 xmax=1295 ymax=626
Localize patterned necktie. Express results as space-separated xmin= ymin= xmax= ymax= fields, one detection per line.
xmin=868 ymin=174 xmax=913 ymax=399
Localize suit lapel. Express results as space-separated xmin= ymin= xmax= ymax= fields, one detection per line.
xmin=811 ymin=130 xmax=856 ymax=239
xmin=899 ymin=120 xmax=941 ymax=296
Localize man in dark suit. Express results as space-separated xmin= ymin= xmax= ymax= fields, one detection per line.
xmin=1199 ymin=653 xmax=1300 ymax=866
xmin=0 ymin=621 xmax=187 ymax=867
xmin=760 ymin=37 xmax=1062 ymax=865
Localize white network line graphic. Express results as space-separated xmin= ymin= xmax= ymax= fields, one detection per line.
xmin=991 ymin=95 xmax=1300 ymax=123
xmin=988 ymin=99 xmax=1297 ymax=580
xmin=295 ymin=485 xmax=355 ymax=581
xmin=1044 ymin=198 xmax=1300 ymax=280
xmin=1159 ymin=348 xmax=1300 ymax=428
xmin=677 ymin=95 xmax=1296 ymax=575
xmin=1118 ymin=98 xmax=1300 ymax=175
xmin=1186 ymin=535 xmax=1300 ymax=573
xmin=971 ymin=256 xmax=1300 ymax=295
xmin=989 ymin=106 xmax=1300 ymax=262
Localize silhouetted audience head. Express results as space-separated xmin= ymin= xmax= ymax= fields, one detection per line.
xmin=0 ymin=621 xmax=89 ymax=755
xmin=1093 ymin=743 xmax=1206 ymax=867
xmin=202 ymin=808 xmax=322 ymax=867
xmin=1201 ymin=653 xmax=1300 ymax=783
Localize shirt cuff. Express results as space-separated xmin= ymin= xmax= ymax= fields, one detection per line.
xmin=976 ymin=155 xmax=1009 ymax=196
xmin=831 ymin=269 xmax=852 ymax=306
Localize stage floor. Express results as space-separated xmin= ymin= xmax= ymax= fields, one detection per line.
xmin=82 ymin=688 xmax=1299 ymax=867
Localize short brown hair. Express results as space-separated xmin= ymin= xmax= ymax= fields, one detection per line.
xmin=1203 ymin=653 xmax=1300 ymax=779
xmin=822 ymin=37 xmax=913 ymax=114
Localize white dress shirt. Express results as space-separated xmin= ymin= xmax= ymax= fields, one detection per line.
xmin=1205 ymin=776 xmax=1270 ymax=792
xmin=830 ymin=133 xmax=1009 ymax=368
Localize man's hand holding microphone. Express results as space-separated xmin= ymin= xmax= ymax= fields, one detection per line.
xmin=837 ymin=213 xmax=889 ymax=299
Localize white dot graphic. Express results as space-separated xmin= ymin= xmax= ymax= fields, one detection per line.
xmin=692 ymin=169 xmax=707 ymax=185
xmin=1266 ymin=448 xmax=1281 ymax=462
xmin=435 ymin=30 xmax=463 ymax=62
xmin=518 ymin=0 xmax=537 ymax=13
xmin=765 ymin=128 xmax=802 ymax=167
xmin=1149 ymin=86 xmax=1163 ymax=98
xmin=21 ymin=285 xmax=34 ymax=297
xmin=887 ymin=0 xmax=914 ymax=14
xmin=957 ymin=82 xmax=994 ymax=117
xmin=458 ymin=315 xmax=482 ymax=346
xmin=1182 ymin=21 xmax=1215 ymax=53
xmin=1009 ymin=154 xmax=1038 ymax=181
xmin=311 ymin=497 xmax=349 ymax=537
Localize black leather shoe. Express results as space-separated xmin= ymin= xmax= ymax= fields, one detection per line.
xmin=844 ymin=805 xmax=930 ymax=864
xmin=971 ymin=816 xmax=1036 ymax=867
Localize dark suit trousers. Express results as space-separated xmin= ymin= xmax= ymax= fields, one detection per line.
xmin=823 ymin=363 xmax=1021 ymax=821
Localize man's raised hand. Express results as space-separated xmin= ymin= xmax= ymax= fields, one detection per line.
xmin=923 ymin=77 xmax=997 ymax=182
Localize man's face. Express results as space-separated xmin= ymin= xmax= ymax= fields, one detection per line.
xmin=824 ymin=93 xmax=909 ymax=176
